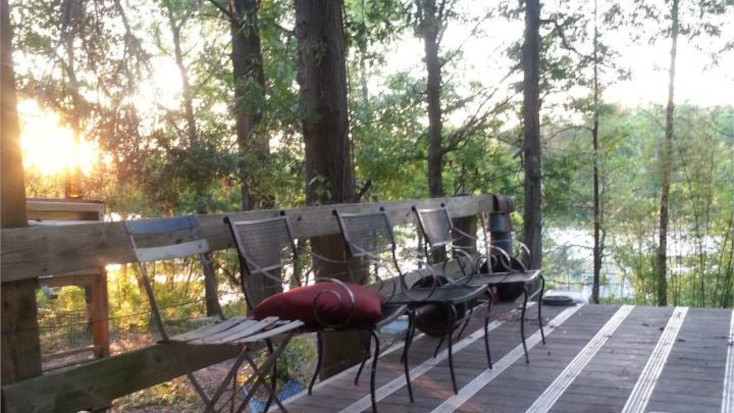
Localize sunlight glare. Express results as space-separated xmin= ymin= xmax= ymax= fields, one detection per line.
xmin=18 ymin=99 xmax=100 ymax=176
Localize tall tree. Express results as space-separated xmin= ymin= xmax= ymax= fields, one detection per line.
xmin=590 ymin=0 xmax=611 ymax=304
xmin=163 ymin=0 xmax=199 ymax=147
xmin=208 ymin=0 xmax=277 ymax=307
xmin=1 ymin=0 xmax=42 ymax=383
xmin=413 ymin=1 xmax=510 ymax=198
xmin=229 ymin=0 xmax=270 ymax=211
xmin=294 ymin=0 xmax=358 ymax=378
xmin=416 ymin=0 xmax=444 ymax=197
xmin=59 ymin=1 xmax=86 ymax=198
xmin=522 ymin=0 xmax=543 ymax=270
xmin=655 ymin=0 xmax=679 ymax=306
xmin=210 ymin=0 xmax=271 ymax=211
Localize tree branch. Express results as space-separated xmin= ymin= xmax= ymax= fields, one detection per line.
xmin=207 ymin=0 xmax=237 ymax=23
xmin=541 ymin=17 xmax=591 ymax=62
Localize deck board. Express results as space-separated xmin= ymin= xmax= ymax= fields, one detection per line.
xmin=280 ymin=304 xmax=734 ymax=413
xmin=543 ymin=306 xmax=671 ymax=413
xmin=644 ymin=307 xmax=730 ymax=413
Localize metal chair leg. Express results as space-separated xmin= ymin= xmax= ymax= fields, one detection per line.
xmin=229 ymin=333 xmax=296 ymax=413
xmin=539 ymin=275 xmax=546 ymax=345
xmin=230 ymin=372 xmax=236 ymax=413
xmin=484 ymin=300 xmax=492 ymax=369
xmin=186 ymin=372 xmax=211 ymax=406
xmin=433 ymin=329 xmax=446 ymax=358
xmin=447 ymin=305 xmax=458 ymax=394
xmin=355 ymin=329 xmax=371 ymax=386
xmin=263 ymin=339 xmax=276 ymax=413
xmin=233 ymin=348 xmax=292 ymax=413
xmin=204 ymin=348 xmax=252 ymax=413
xmin=403 ymin=310 xmax=415 ymax=403
xmin=369 ymin=329 xmax=381 ymax=413
xmin=399 ymin=312 xmax=413 ymax=364
xmin=521 ymin=286 xmax=530 ymax=364
xmin=308 ymin=332 xmax=323 ymax=395
xmin=455 ymin=302 xmax=473 ymax=340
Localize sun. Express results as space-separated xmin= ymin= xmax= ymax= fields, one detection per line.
xmin=18 ymin=99 xmax=100 ymax=176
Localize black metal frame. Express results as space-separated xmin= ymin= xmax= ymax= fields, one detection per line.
xmin=224 ymin=213 xmax=408 ymax=413
xmin=334 ymin=208 xmax=489 ymax=394
xmin=414 ymin=204 xmax=546 ymax=364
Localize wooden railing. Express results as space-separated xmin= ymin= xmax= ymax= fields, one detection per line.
xmin=0 ymin=195 xmax=496 ymax=413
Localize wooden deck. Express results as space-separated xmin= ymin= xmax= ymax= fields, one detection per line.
xmin=280 ymin=303 xmax=734 ymax=413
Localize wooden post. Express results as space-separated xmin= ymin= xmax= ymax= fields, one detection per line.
xmin=89 ymin=271 xmax=111 ymax=358
xmin=1 ymin=0 xmax=42 ymax=384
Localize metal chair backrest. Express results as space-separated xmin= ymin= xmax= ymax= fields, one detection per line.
xmin=333 ymin=209 xmax=404 ymax=296
xmin=413 ymin=205 xmax=454 ymax=256
xmin=224 ymin=215 xmax=298 ymax=311
xmin=414 ymin=205 xmax=482 ymax=281
xmin=334 ymin=210 xmax=397 ymax=258
xmin=124 ymin=215 xmax=215 ymax=341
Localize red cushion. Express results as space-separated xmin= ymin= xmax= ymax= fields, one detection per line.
xmin=253 ymin=282 xmax=384 ymax=328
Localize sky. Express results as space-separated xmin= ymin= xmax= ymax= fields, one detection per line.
xmin=376 ymin=1 xmax=734 ymax=110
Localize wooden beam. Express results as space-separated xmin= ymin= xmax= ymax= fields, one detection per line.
xmin=1 ymin=341 xmax=242 ymax=413
xmin=2 ymin=195 xmax=494 ymax=283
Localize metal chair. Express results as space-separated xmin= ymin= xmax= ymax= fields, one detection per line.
xmin=224 ymin=214 xmax=408 ymax=413
xmin=412 ymin=204 xmax=545 ymax=364
xmin=333 ymin=208 xmax=489 ymax=394
xmin=124 ymin=216 xmax=304 ymax=413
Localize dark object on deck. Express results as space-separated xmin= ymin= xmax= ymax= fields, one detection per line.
xmin=542 ymin=290 xmax=587 ymax=306
xmin=413 ymin=302 xmax=472 ymax=337
xmin=410 ymin=275 xmax=470 ymax=337
xmin=542 ymin=295 xmax=575 ymax=306
xmin=125 ymin=216 xmax=304 ymax=413
xmin=484 ymin=195 xmax=532 ymax=302
xmin=480 ymin=258 xmax=526 ymax=302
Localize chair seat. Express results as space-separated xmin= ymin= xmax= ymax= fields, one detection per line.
xmin=171 ymin=316 xmax=304 ymax=345
xmin=390 ymin=283 xmax=487 ymax=306
xmin=465 ymin=269 xmax=541 ymax=287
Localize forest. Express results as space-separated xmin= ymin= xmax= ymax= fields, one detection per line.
xmin=1 ymin=0 xmax=733 ymax=409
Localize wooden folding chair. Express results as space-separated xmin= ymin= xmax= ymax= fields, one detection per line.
xmin=124 ymin=216 xmax=303 ymax=413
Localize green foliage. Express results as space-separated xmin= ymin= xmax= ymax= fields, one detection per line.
xmin=541 ymin=104 xmax=734 ymax=306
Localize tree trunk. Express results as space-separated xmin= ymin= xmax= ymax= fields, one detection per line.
xmin=64 ymin=30 xmax=83 ymax=199
xmin=229 ymin=0 xmax=270 ymax=212
xmin=166 ymin=5 xmax=222 ymax=315
xmin=1 ymin=0 xmax=42 ymax=383
xmin=591 ymin=0 xmax=601 ymax=304
xmin=227 ymin=0 xmax=279 ymax=310
xmin=166 ymin=5 xmax=198 ymax=147
xmin=294 ymin=0 xmax=359 ymax=379
xmin=521 ymin=0 xmax=542 ymax=270
xmin=656 ymin=0 xmax=678 ymax=307
xmin=420 ymin=0 xmax=444 ymax=198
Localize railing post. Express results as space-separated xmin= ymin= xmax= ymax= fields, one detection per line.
xmin=89 ymin=271 xmax=110 ymax=359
